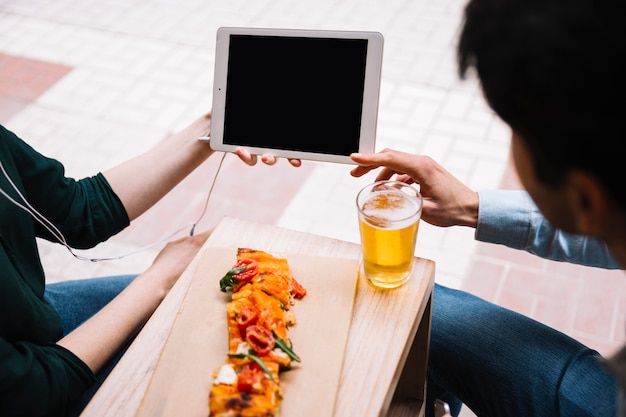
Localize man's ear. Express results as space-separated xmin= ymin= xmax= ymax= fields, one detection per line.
xmin=565 ymin=170 xmax=614 ymax=235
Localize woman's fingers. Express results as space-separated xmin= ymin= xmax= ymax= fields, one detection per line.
xmin=234 ymin=147 xmax=258 ymax=166
xmin=235 ymin=147 xmax=302 ymax=167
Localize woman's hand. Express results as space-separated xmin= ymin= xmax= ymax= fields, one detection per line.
xmin=58 ymin=231 xmax=211 ymax=373
xmin=234 ymin=147 xmax=302 ymax=167
xmin=350 ymin=149 xmax=479 ymax=228
xmin=145 ymin=230 xmax=211 ymax=293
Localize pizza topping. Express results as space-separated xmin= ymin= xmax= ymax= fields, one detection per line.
xmin=270 ymin=348 xmax=289 ymax=360
xmin=219 ymin=259 xmax=258 ymax=292
xmin=236 ymin=363 xmax=265 ymax=393
xmin=232 ymin=259 xmax=258 ymax=283
xmin=228 ymin=352 xmax=275 ymax=382
xmin=272 ymin=330 xmax=301 ymax=363
xmin=284 ymin=310 xmax=296 ymax=326
xmin=235 ymin=304 xmax=260 ymax=335
xmin=235 ymin=341 xmax=251 ymax=355
xmin=213 ymin=364 xmax=238 ymax=385
xmin=245 ymin=325 xmax=275 ymax=356
xmin=290 ymin=277 xmax=307 ymax=299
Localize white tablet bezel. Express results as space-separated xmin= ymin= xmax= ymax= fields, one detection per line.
xmin=209 ymin=26 xmax=384 ymax=164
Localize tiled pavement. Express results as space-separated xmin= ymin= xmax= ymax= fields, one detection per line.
xmin=0 ymin=0 xmax=624 ymax=415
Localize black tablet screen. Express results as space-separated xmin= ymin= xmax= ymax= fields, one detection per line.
xmin=223 ymin=35 xmax=368 ymax=156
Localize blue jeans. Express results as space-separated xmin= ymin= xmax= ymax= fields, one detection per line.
xmin=426 ymin=284 xmax=618 ymax=417
xmin=44 ymin=275 xmax=137 ymax=417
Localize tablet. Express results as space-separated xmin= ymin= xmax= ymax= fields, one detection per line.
xmin=209 ymin=27 xmax=384 ymax=164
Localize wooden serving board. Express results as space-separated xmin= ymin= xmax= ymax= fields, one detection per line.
xmin=137 ymin=246 xmax=359 ymax=417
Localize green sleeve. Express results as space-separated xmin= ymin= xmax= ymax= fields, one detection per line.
xmin=0 ymin=338 xmax=95 ymax=416
xmin=0 ymin=125 xmax=127 ymax=415
xmin=2 ymin=125 xmax=130 ymax=248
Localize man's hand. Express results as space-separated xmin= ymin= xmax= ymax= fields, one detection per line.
xmin=350 ymin=149 xmax=480 ymax=228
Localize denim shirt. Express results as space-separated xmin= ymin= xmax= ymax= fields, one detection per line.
xmin=476 ymin=189 xmax=625 ymax=415
xmin=475 ymin=189 xmax=621 ymax=269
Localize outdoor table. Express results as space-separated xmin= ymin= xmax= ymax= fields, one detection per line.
xmin=81 ymin=217 xmax=435 ymax=417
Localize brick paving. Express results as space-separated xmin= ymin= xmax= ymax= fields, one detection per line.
xmin=0 ymin=0 xmax=623 ymax=415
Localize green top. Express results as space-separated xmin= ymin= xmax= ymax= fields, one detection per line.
xmin=0 ymin=125 xmax=130 ymax=416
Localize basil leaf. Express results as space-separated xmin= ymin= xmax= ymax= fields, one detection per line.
xmin=272 ymin=330 xmax=301 ymax=362
xmin=228 ymin=352 xmax=275 ymax=381
xmin=219 ymin=266 xmax=246 ymax=292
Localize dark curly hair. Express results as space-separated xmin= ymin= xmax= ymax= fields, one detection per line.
xmin=457 ymin=0 xmax=626 ymax=209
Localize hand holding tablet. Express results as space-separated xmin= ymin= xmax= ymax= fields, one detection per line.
xmin=209 ymin=27 xmax=384 ymax=164
xmin=233 ymin=146 xmax=303 ymax=167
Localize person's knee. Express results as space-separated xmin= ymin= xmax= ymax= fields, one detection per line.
xmin=431 ymin=284 xmax=480 ymax=339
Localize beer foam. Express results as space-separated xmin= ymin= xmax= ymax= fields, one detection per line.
xmin=360 ymin=190 xmax=421 ymax=228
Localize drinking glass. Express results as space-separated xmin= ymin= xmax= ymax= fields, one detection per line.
xmin=356 ymin=180 xmax=423 ymax=289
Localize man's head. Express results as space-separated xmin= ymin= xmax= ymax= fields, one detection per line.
xmin=457 ymin=0 xmax=626 ymax=218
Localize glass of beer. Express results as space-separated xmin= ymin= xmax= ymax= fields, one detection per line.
xmin=356 ymin=180 xmax=423 ymax=289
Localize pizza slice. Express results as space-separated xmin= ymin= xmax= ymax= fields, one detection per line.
xmin=209 ymin=249 xmax=306 ymax=417
xmin=209 ymin=360 xmax=281 ymax=417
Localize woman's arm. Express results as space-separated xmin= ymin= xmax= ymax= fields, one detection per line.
xmin=103 ymin=114 xmax=303 ymax=221
xmin=102 ymin=114 xmax=213 ymax=221
xmin=57 ymin=231 xmax=209 ymax=373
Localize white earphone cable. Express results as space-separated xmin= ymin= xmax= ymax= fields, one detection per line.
xmin=0 ymin=147 xmax=226 ymax=262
